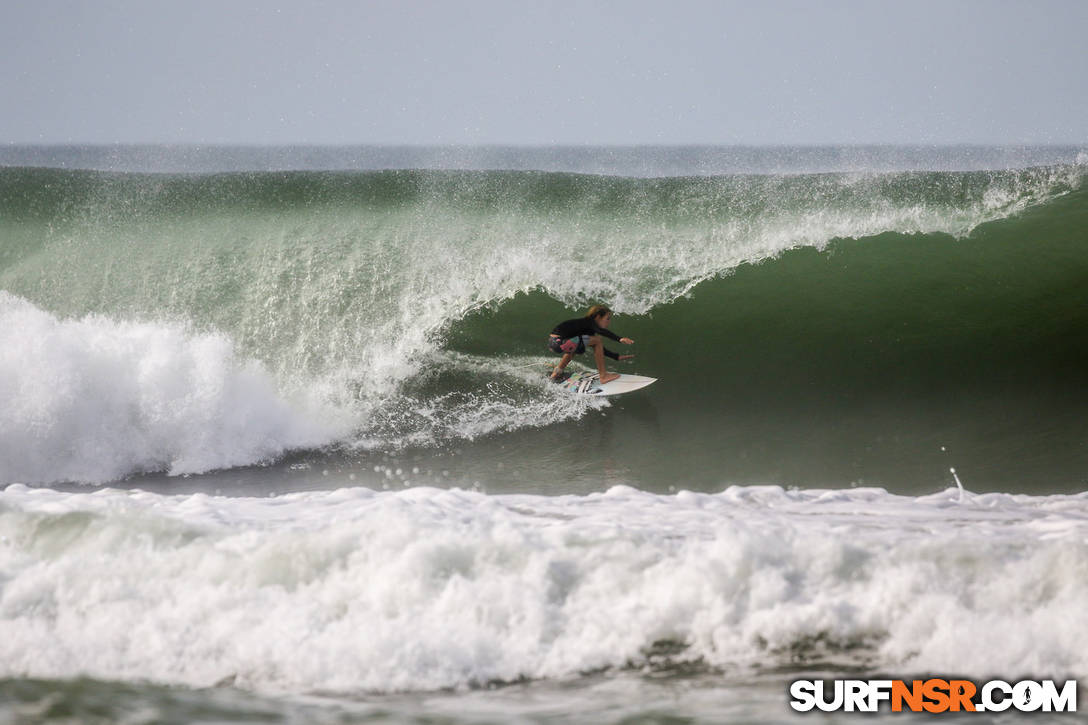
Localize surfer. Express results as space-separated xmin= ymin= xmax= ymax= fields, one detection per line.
xmin=548 ymin=305 xmax=634 ymax=384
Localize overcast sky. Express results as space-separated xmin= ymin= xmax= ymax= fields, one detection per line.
xmin=2 ymin=0 xmax=1085 ymax=145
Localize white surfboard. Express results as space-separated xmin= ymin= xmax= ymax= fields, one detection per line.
xmin=550 ymin=370 xmax=657 ymax=396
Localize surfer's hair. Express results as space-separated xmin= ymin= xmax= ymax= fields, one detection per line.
xmin=586 ymin=305 xmax=612 ymax=319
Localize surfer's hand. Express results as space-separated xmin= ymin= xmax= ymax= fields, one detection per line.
xmin=618 ymin=354 xmax=635 ymax=361
xmin=620 ymin=337 xmax=634 ymax=344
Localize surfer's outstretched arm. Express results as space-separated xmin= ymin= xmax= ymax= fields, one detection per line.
xmin=604 ymin=348 xmax=634 ymax=361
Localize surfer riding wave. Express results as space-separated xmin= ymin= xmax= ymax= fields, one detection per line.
xmin=548 ymin=305 xmax=635 ymax=384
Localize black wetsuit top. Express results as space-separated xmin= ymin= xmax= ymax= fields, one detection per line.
xmin=551 ymin=317 xmax=623 ymax=360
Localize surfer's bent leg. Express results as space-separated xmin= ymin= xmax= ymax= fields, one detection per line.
xmin=587 ymin=336 xmax=619 ymax=384
xmin=551 ymin=352 xmax=573 ymax=378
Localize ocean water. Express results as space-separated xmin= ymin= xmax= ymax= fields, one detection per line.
xmin=1 ymin=145 xmax=1086 ymax=723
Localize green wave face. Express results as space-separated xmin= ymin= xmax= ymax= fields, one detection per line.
xmin=1 ymin=164 xmax=1086 ymax=490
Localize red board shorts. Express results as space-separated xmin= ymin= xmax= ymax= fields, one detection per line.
xmin=548 ymin=334 xmax=589 ymax=355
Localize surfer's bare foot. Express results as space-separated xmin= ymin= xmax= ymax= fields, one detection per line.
xmin=599 ymin=372 xmax=620 ymax=384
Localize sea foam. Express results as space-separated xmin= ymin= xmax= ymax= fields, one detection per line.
xmin=0 ymin=483 xmax=1085 ymax=694
xmin=0 ymin=292 xmax=342 ymax=484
